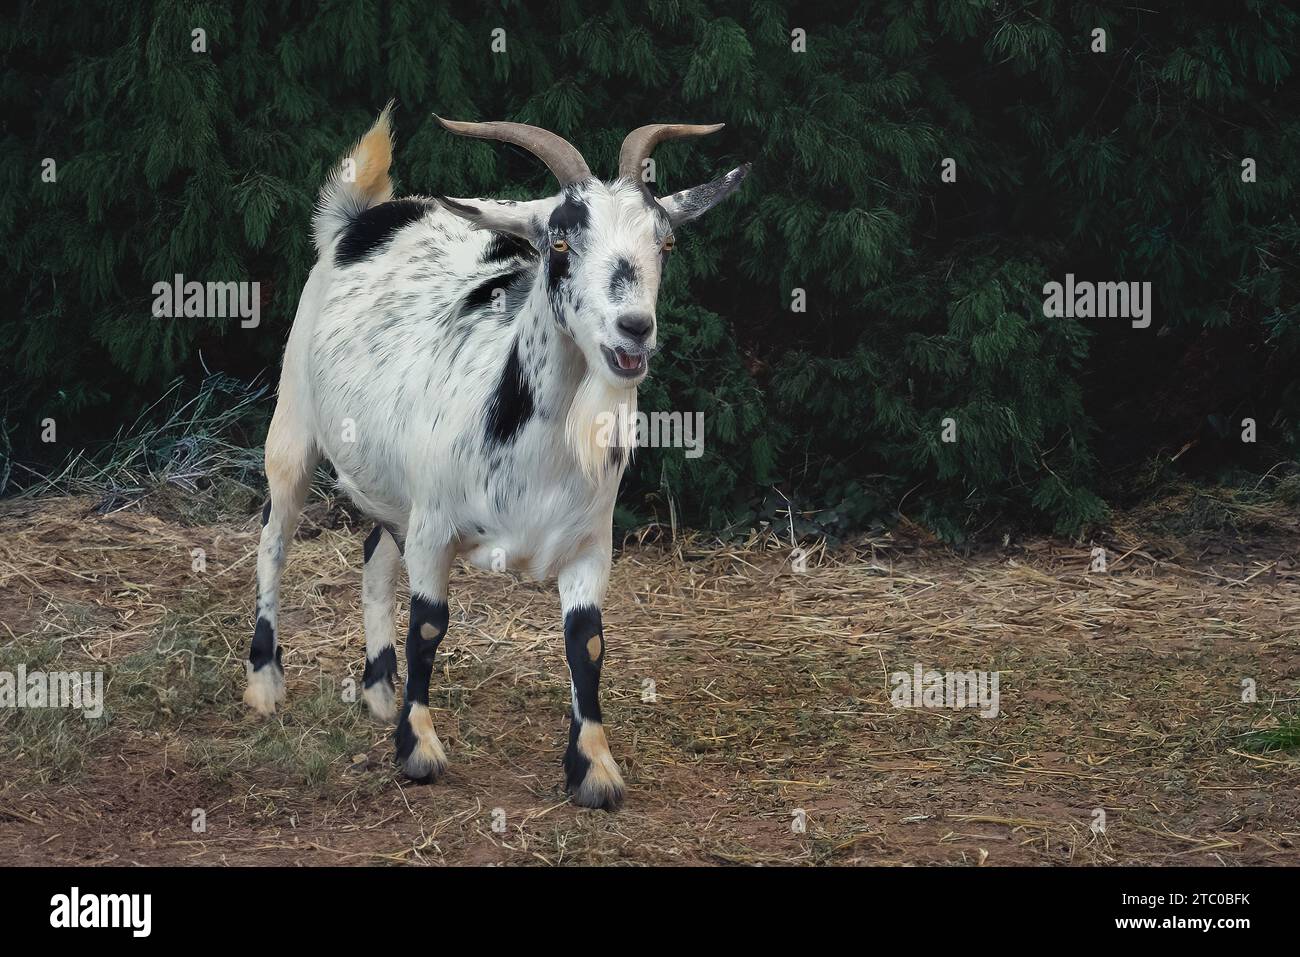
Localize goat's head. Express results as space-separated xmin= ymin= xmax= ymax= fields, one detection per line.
xmin=436 ymin=117 xmax=749 ymax=389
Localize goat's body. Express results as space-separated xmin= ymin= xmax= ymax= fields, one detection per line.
xmin=285 ymin=201 xmax=622 ymax=579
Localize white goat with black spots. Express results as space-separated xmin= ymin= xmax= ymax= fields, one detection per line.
xmin=244 ymin=105 xmax=748 ymax=809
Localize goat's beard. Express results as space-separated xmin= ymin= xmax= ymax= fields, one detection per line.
xmin=565 ymin=370 xmax=637 ymax=482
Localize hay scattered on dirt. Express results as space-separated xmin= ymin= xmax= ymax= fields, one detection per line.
xmin=0 ymin=494 xmax=1296 ymax=865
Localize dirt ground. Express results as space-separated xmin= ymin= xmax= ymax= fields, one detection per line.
xmin=0 ymin=493 xmax=1297 ymax=866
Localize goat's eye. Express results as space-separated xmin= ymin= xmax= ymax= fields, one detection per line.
xmin=662 ymin=237 xmax=675 ymax=253
xmin=551 ymin=239 xmax=569 ymax=253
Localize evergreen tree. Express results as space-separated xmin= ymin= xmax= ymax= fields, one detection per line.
xmin=2 ymin=1 xmax=1297 ymax=538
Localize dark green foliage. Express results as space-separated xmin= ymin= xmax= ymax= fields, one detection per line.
xmin=1241 ymin=716 xmax=1300 ymax=754
xmin=3 ymin=1 xmax=1297 ymax=539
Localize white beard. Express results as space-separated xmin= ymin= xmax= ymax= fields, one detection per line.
xmin=565 ymin=371 xmax=637 ymax=481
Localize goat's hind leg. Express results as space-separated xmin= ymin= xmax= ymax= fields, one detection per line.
xmin=361 ymin=524 xmax=401 ymax=722
xmin=243 ymin=405 xmax=318 ymax=715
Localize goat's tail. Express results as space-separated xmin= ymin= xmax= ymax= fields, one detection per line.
xmin=312 ymin=101 xmax=396 ymax=254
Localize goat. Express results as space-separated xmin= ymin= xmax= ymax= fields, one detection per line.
xmin=243 ymin=105 xmax=748 ymax=809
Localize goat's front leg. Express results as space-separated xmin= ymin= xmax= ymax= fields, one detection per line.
xmin=394 ymin=515 xmax=455 ymax=782
xmin=559 ymin=546 xmax=625 ymax=810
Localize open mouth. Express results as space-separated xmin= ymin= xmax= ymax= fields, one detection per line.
xmin=602 ymin=345 xmax=649 ymax=379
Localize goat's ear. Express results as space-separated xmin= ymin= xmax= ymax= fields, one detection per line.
xmin=659 ymin=164 xmax=750 ymax=227
xmin=437 ymin=196 xmax=552 ymax=241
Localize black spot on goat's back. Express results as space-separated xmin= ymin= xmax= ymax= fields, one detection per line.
xmin=336 ymin=200 xmax=430 ymax=267
xmin=485 ymin=340 xmax=535 ymax=444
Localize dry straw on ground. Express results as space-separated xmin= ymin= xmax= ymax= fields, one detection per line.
xmin=0 ymin=493 xmax=1296 ymax=865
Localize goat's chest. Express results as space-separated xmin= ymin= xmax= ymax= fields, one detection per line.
xmin=467 ymin=422 xmax=620 ymax=569
xmin=453 ymin=441 xmax=618 ymax=578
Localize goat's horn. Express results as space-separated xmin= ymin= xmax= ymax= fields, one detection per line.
xmin=434 ymin=115 xmax=592 ymax=185
xmin=618 ymin=123 xmax=725 ymax=182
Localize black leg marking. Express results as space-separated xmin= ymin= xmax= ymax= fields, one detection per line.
xmin=562 ymin=605 xmax=604 ymax=792
xmin=394 ymin=595 xmax=449 ymax=782
xmin=363 ymin=524 xmax=384 ymax=564
xmin=380 ymin=522 xmax=405 ymax=555
xmin=363 ymin=644 xmax=397 ymax=689
xmin=403 ymin=595 xmax=448 ymax=705
xmin=564 ymin=718 xmax=589 ymax=793
xmin=261 ymin=499 xmax=271 ymax=526
xmin=249 ymin=615 xmax=281 ymax=672
xmin=564 ymin=606 xmax=604 ymax=721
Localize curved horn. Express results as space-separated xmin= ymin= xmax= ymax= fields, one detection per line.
xmin=434 ymin=115 xmax=592 ymax=185
xmin=618 ymin=123 xmax=725 ymax=182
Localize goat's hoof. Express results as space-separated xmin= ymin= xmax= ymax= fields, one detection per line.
xmin=242 ymin=662 xmax=285 ymax=716
xmin=564 ymin=721 xmax=625 ymax=811
xmin=565 ymin=757 xmax=625 ymax=811
xmin=395 ymin=702 xmax=447 ymax=783
xmin=363 ymin=679 xmax=399 ymax=724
